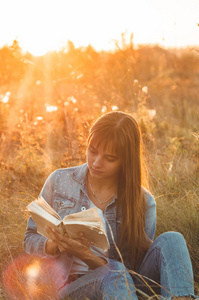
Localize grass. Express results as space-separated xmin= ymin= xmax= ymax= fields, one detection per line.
xmin=0 ymin=40 xmax=199 ymax=299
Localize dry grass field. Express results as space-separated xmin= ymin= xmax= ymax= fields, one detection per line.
xmin=0 ymin=40 xmax=199 ymax=299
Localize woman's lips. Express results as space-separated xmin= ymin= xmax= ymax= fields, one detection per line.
xmin=90 ymin=167 xmax=103 ymax=174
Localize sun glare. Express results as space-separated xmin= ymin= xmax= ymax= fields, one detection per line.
xmin=1 ymin=0 xmax=199 ymax=56
xmin=21 ymin=39 xmax=60 ymax=56
xmin=25 ymin=262 xmax=40 ymax=278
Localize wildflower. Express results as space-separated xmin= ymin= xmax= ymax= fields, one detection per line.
xmin=142 ymin=86 xmax=148 ymax=94
xmin=1 ymin=91 xmax=11 ymax=103
xmin=77 ymin=74 xmax=83 ymax=80
xmin=169 ymin=162 xmax=173 ymax=172
xmin=148 ymin=109 xmax=156 ymax=120
xmin=101 ymin=106 xmax=107 ymax=113
xmin=134 ymin=79 xmax=138 ymax=84
xmin=64 ymin=102 xmax=69 ymax=106
xmin=36 ymin=116 xmax=43 ymax=121
xmin=74 ymin=107 xmax=78 ymax=112
xmin=46 ymin=105 xmax=58 ymax=113
xmin=68 ymin=96 xmax=77 ymax=104
xmin=36 ymin=80 xmax=41 ymax=85
xmin=111 ymin=105 xmax=119 ymax=111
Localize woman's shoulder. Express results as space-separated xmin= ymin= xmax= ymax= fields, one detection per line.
xmin=47 ymin=163 xmax=87 ymax=182
xmin=53 ymin=165 xmax=81 ymax=175
xmin=142 ymin=187 xmax=156 ymax=208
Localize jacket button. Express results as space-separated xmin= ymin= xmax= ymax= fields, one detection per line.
xmin=81 ymin=206 xmax=86 ymax=211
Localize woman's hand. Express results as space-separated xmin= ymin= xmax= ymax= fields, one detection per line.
xmin=45 ymin=238 xmax=59 ymax=255
xmin=45 ymin=227 xmax=91 ymax=257
xmin=45 ymin=227 xmax=107 ymax=269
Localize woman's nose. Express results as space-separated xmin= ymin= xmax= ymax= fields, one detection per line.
xmin=93 ymin=155 xmax=102 ymax=167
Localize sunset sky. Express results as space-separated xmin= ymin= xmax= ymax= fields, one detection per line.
xmin=0 ymin=0 xmax=199 ymax=56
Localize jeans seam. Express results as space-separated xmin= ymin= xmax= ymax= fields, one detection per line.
xmin=65 ymin=278 xmax=101 ymax=299
xmin=154 ymin=244 xmax=194 ymax=298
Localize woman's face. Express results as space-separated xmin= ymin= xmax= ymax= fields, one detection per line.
xmin=86 ymin=137 xmax=121 ymax=180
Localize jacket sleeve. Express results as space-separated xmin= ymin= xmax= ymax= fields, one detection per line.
xmin=23 ymin=171 xmax=57 ymax=256
xmin=144 ymin=189 xmax=156 ymax=241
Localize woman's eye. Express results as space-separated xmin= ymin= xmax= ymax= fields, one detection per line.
xmin=106 ymin=157 xmax=115 ymax=162
xmin=89 ymin=147 xmax=97 ymax=154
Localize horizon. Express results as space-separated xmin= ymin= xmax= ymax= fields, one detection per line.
xmin=2 ymin=37 xmax=199 ymax=58
xmin=0 ymin=0 xmax=199 ymax=56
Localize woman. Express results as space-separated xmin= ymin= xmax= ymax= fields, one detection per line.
xmin=24 ymin=111 xmax=195 ymax=299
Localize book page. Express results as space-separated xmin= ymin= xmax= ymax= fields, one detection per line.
xmin=30 ymin=212 xmax=62 ymax=239
xmin=64 ymin=223 xmax=110 ymax=251
xmin=63 ymin=217 xmax=103 ymax=225
xmin=62 ymin=207 xmax=110 ymax=250
xmin=35 ymin=196 xmax=61 ymax=220
xmin=63 ymin=220 xmax=104 ymax=231
xmin=63 ymin=207 xmax=101 ymax=221
xmin=27 ymin=201 xmax=61 ymax=223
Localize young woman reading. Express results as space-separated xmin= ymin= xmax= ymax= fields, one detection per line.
xmin=24 ymin=111 xmax=195 ymax=299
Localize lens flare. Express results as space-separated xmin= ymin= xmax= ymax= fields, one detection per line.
xmin=25 ymin=261 xmax=40 ymax=278
xmin=2 ymin=254 xmax=64 ymax=299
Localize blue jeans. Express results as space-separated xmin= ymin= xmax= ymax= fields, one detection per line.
xmin=59 ymin=232 xmax=195 ymax=299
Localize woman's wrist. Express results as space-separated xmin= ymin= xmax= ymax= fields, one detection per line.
xmin=81 ymin=249 xmax=107 ymax=269
xmin=45 ymin=239 xmax=59 ymax=255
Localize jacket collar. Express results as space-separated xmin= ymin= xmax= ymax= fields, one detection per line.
xmin=72 ymin=163 xmax=88 ymax=185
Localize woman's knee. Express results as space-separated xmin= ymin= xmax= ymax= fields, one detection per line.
xmin=155 ymin=231 xmax=187 ymax=248
xmin=152 ymin=231 xmax=191 ymax=262
xmin=106 ymin=259 xmax=128 ymax=272
xmin=100 ymin=260 xmax=137 ymax=299
xmin=99 ymin=259 xmax=134 ymax=286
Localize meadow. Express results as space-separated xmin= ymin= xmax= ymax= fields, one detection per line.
xmin=0 ymin=39 xmax=199 ymax=299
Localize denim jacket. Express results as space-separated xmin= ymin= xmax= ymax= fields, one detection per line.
xmin=24 ymin=163 xmax=156 ymax=286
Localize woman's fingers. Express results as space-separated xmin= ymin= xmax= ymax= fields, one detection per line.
xmin=45 ymin=227 xmax=92 ymax=256
xmin=45 ymin=227 xmax=63 ymax=241
xmin=45 ymin=226 xmax=56 ymax=240
xmin=46 ymin=227 xmax=90 ymax=245
xmin=76 ymin=231 xmax=92 ymax=246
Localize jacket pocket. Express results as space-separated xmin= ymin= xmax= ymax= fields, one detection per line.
xmin=53 ymin=196 xmax=77 ymax=217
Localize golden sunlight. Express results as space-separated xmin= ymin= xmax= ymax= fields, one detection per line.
xmin=0 ymin=0 xmax=199 ymax=56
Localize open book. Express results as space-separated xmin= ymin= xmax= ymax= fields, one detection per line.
xmin=26 ymin=197 xmax=110 ymax=251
